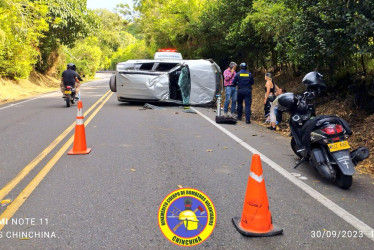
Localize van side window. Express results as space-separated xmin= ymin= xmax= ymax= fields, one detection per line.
xmin=154 ymin=63 xmax=179 ymax=72
xmin=139 ymin=63 xmax=154 ymax=71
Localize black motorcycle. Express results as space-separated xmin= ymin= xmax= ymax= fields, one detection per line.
xmin=277 ymin=72 xmax=369 ymax=189
xmin=63 ymin=85 xmax=77 ymax=107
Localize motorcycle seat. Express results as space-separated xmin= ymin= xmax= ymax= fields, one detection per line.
xmin=316 ymin=117 xmax=342 ymax=127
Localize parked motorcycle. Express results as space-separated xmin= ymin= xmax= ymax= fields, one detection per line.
xmin=277 ymin=72 xmax=369 ymax=189
xmin=63 ymin=86 xmax=77 ymax=107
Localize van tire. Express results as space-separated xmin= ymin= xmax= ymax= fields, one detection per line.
xmin=109 ymin=75 xmax=116 ymax=92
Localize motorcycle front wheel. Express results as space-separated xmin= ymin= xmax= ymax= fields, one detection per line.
xmin=291 ymin=137 xmax=303 ymax=159
xmin=66 ymin=95 xmax=71 ymax=107
xmin=335 ymin=171 xmax=352 ymax=189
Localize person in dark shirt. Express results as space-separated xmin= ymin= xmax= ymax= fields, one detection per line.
xmin=60 ymin=63 xmax=81 ymax=98
xmin=232 ymin=63 xmax=254 ymax=124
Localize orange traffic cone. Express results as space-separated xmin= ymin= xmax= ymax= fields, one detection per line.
xmin=232 ymin=154 xmax=282 ymax=236
xmin=68 ymin=101 xmax=91 ymax=155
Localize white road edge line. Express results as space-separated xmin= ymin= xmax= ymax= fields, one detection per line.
xmin=191 ymin=107 xmax=374 ymax=241
xmin=0 ymin=92 xmax=57 ymax=110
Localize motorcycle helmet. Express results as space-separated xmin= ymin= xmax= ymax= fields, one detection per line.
xmin=239 ymin=62 xmax=247 ymax=70
xmin=67 ymin=63 xmax=76 ymax=71
xmin=277 ymin=93 xmax=295 ymax=112
xmin=302 ymin=71 xmax=327 ymax=91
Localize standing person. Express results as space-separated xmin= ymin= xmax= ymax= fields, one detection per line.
xmin=264 ymin=72 xmax=279 ymax=123
xmin=223 ymin=62 xmax=237 ymax=117
xmin=232 ymin=62 xmax=254 ymax=124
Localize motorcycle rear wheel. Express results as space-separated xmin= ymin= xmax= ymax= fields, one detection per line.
xmin=335 ymin=171 xmax=352 ymax=189
xmin=66 ymin=95 xmax=71 ymax=107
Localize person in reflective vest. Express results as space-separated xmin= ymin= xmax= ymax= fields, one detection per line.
xmin=232 ymin=63 xmax=254 ymax=124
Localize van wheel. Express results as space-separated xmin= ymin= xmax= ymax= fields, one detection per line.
xmin=335 ymin=171 xmax=352 ymax=189
xmin=109 ymin=75 xmax=116 ymax=92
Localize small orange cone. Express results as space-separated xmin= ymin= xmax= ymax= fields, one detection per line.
xmin=68 ymin=101 xmax=91 ymax=155
xmin=232 ymin=154 xmax=282 ymax=236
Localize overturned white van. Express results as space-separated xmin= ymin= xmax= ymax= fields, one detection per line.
xmin=109 ymin=59 xmax=222 ymax=105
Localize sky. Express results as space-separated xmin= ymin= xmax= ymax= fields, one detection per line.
xmin=86 ymin=0 xmax=134 ymax=11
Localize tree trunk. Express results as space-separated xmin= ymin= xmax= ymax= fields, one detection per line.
xmin=261 ymin=56 xmax=267 ymax=71
xmin=271 ymin=48 xmax=278 ymax=72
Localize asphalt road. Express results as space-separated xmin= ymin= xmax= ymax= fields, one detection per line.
xmin=0 ymin=74 xmax=373 ymax=249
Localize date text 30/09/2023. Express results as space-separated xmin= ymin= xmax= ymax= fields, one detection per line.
xmin=311 ymin=230 xmax=374 ymax=239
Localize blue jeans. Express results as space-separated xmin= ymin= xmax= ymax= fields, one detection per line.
xmin=224 ymin=86 xmax=237 ymax=113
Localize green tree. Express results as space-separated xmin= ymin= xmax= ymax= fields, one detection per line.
xmin=110 ymin=39 xmax=154 ymax=68
xmin=0 ymin=0 xmax=49 ymax=78
xmin=245 ymin=0 xmax=295 ymax=71
xmin=37 ymin=0 xmax=98 ymax=73
xmin=287 ymin=0 xmax=374 ymax=77
xmin=65 ymin=37 xmax=102 ymax=77
xmin=196 ymin=0 xmax=258 ymax=68
xmin=93 ymin=9 xmax=134 ymax=70
xmin=135 ymin=0 xmax=207 ymax=57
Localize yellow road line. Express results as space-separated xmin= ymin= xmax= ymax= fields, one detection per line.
xmin=0 ymin=92 xmax=113 ymax=231
xmin=0 ymin=90 xmax=111 ymax=201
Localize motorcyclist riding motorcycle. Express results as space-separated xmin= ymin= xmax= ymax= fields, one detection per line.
xmin=61 ymin=63 xmax=82 ymax=98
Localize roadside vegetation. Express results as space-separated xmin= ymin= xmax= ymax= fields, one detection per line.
xmin=0 ymin=0 xmax=373 ymax=173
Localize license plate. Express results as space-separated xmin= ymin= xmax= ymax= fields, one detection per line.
xmin=328 ymin=141 xmax=350 ymax=152
xmin=64 ymin=91 xmax=72 ymax=94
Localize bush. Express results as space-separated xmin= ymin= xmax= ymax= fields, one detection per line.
xmin=65 ymin=37 xmax=102 ymax=78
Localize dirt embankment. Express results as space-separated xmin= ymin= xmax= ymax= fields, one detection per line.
xmin=249 ymin=73 xmax=373 ymax=176
xmin=0 ymin=71 xmax=60 ymax=104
